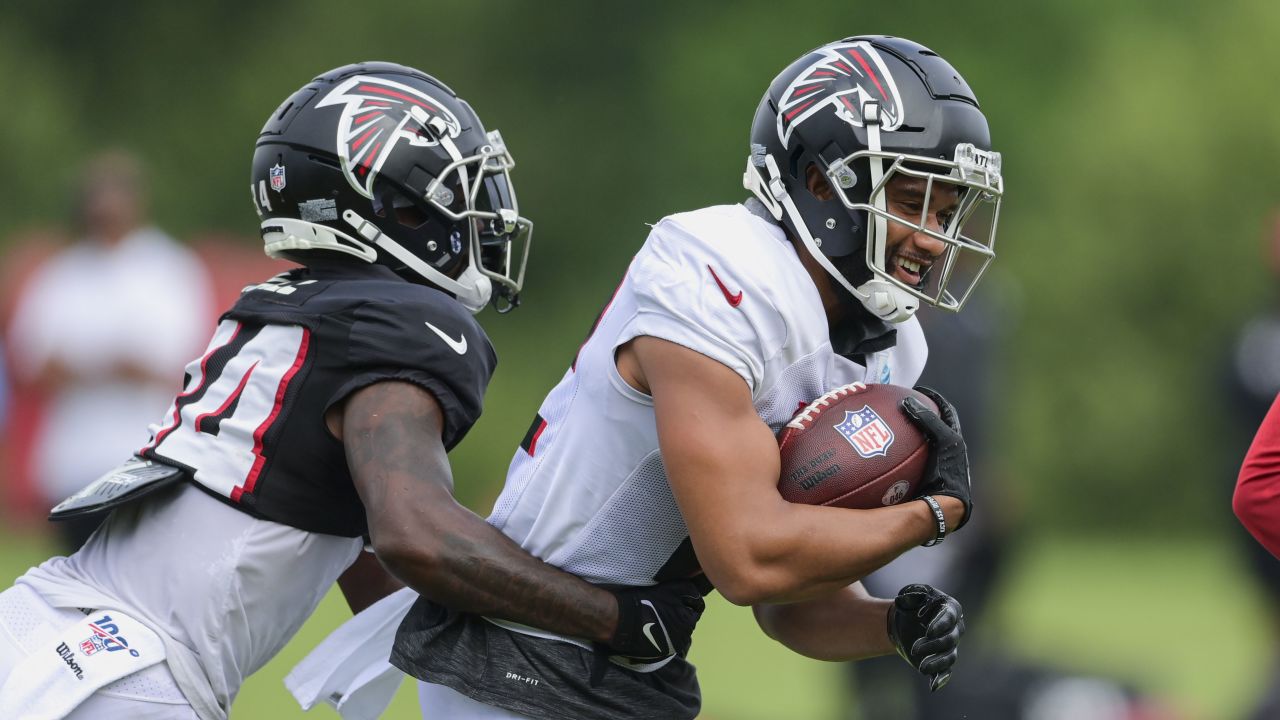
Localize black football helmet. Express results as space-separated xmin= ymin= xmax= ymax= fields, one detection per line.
xmin=251 ymin=62 xmax=530 ymax=312
xmin=744 ymin=36 xmax=1002 ymax=323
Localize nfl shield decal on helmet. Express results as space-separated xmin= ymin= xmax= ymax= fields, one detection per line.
xmin=834 ymin=406 xmax=895 ymax=458
xmin=269 ymin=163 xmax=287 ymax=192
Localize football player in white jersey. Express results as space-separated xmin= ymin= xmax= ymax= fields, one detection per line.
xmin=379 ymin=36 xmax=1003 ymax=720
xmin=0 ymin=62 xmax=704 ymax=719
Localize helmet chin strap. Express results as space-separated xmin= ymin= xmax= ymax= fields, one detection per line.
xmin=342 ymin=209 xmax=492 ymax=313
xmin=853 ymin=103 xmax=918 ymax=323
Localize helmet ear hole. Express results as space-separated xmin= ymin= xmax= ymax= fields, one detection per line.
xmin=394 ymin=203 xmax=430 ymax=230
xmin=382 ymin=188 xmax=432 ymax=230
xmin=804 ymin=164 xmax=835 ymax=201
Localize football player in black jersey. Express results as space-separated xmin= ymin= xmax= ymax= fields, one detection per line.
xmin=0 ymin=63 xmax=702 ymax=719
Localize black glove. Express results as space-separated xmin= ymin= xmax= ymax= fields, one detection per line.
xmin=901 ymin=386 xmax=972 ymax=531
xmin=887 ymin=584 xmax=966 ymax=692
xmin=591 ymin=577 xmax=708 ymax=685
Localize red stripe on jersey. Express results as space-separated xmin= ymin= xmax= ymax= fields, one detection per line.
xmin=233 ymin=327 xmax=311 ymax=501
xmin=193 ymin=361 xmax=259 ymax=431
xmin=526 ymin=418 xmax=549 ymax=457
xmin=143 ymin=322 xmax=243 ymax=454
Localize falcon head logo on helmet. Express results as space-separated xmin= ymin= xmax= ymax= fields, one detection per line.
xmin=316 ymin=76 xmax=464 ymax=200
xmin=252 ymin=62 xmax=532 ymax=314
xmin=776 ymin=41 xmax=905 ymax=148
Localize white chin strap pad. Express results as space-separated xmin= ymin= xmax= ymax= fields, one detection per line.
xmin=854 ymin=278 xmax=918 ymax=324
xmin=451 ymin=267 xmax=492 ymax=314
xmin=856 ymin=102 xmax=917 ymax=324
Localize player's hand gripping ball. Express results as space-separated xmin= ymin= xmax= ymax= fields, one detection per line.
xmin=776 ymin=383 xmax=937 ymax=509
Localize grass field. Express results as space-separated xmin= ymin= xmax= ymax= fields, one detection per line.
xmin=0 ymin=528 xmax=1269 ymax=719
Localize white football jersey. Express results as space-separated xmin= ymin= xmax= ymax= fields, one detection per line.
xmin=488 ymin=203 xmax=927 ymax=589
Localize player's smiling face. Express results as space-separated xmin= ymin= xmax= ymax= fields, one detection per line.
xmin=881 ymin=174 xmax=960 ymax=289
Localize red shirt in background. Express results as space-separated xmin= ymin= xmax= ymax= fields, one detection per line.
xmin=1235 ymin=393 xmax=1280 ymax=559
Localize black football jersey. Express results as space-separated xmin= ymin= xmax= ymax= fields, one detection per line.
xmin=139 ymin=263 xmax=496 ymax=537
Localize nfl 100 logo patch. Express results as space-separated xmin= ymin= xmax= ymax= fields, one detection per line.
xmin=78 ymin=615 xmax=141 ymax=658
xmin=834 ymin=406 xmax=895 ymax=458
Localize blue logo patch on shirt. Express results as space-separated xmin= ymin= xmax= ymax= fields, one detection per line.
xmin=79 ymin=615 xmax=141 ymax=658
xmin=834 ymin=406 xmax=895 ymax=458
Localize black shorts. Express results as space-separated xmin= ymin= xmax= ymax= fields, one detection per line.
xmin=391 ymin=597 xmax=701 ymax=720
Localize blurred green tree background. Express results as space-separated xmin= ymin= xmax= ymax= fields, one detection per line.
xmin=2 ymin=1 xmax=1279 ymax=717
xmin=4 ymin=0 xmax=1277 ymax=530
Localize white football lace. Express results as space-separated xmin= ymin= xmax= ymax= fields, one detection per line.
xmin=785 ymin=382 xmax=868 ymax=429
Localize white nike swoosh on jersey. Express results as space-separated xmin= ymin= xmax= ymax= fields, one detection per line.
xmin=424 ymin=321 xmax=467 ymax=355
xmin=641 ymin=622 xmax=662 ymax=653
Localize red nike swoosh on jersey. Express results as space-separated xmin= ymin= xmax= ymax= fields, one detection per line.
xmin=707 ymin=265 xmax=743 ymax=307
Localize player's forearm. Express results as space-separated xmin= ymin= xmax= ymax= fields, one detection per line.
xmin=344 ymin=380 xmax=619 ymax=643
xmin=753 ymin=583 xmax=894 ymax=661
xmin=703 ymin=499 xmax=936 ymax=605
xmin=374 ymin=502 xmax=617 ymax=643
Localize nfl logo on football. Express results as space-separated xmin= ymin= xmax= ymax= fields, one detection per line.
xmin=834 ymin=406 xmax=895 ymax=458
xmin=269 ymin=163 xmax=287 ymax=192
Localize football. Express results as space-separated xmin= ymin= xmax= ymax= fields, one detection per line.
xmin=776 ymin=382 xmax=937 ymax=509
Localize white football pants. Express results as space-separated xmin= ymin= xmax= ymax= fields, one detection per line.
xmin=0 ymin=584 xmax=199 ymax=720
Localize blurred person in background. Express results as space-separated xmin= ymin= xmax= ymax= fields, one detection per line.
xmin=5 ymin=150 xmax=212 ymax=550
xmin=1235 ymin=395 xmax=1280 ymax=560
xmin=0 ymin=338 xmax=10 ymax=528
xmin=1226 ymin=210 xmax=1280 ymax=720
xmin=1234 ymin=394 xmax=1280 ymax=720
xmin=0 ymin=62 xmax=702 ymax=720
xmin=0 ymin=228 xmax=66 ymax=526
xmin=0 ymin=340 xmax=9 ymax=455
